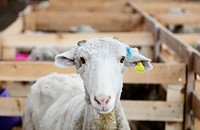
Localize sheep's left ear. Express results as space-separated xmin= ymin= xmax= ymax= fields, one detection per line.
xmin=54 ymin=48 xmax=76 ymax=68
xmin=125 ymin=47 xmax=153 ymax=71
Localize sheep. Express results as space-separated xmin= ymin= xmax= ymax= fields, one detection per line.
xmin=168 ymin=7 xmax=200 ymax=33
xmin=28 ymin=46 xmax=61 ymax=61
xmin=23 ymin=37 xmax=153 ymax=130
xmin=28 ymin=25 xmax=97 ymax=61
xmin=68 ymin=25 xmax=98 ymax=33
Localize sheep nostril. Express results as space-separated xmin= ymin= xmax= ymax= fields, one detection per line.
xmin=94 ymin=96 xmax=101 ymax=105
xmin=94 ymin=96 xmax=111 ymax=106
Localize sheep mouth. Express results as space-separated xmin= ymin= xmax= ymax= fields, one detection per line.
xmin=95 ymin=107 xmax=114 ymax=115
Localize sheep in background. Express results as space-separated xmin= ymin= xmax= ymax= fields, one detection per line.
xmin=28 ymin=25 xmax=97 ymax=61
xmin=182 ymin=25 xmax=200 ymax=33
xmin=167 ymin=7 xmax=187 ymax=33
xmin=168 ymin=7 xmax=200 ymax=33
xmin=23 ymin=37 xmax=153 ymax=130
xmin=68 ymin=25 xmax=98 ymax=33
xmin=28 ymin=46 xmax=60 ymax=61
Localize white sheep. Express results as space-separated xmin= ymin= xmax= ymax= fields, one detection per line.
xmin=68 ymin=25 xmax=98 ymax=33
xmin=28 ymin=46 xmax=60 ymax=61
xmin=23 ymin=37 xmax=153 ymax=130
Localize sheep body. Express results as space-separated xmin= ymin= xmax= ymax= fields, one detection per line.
xmin=23 ymin=37 xmax=153 ymax=130
xmin=23 ymin=73 xmax=84 ymax=130
xmin=23 ymin=73 xmax=129 ymax=130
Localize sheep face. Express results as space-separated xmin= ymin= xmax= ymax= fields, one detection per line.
xmin=55 ymin=37 xmax=153 ymax=114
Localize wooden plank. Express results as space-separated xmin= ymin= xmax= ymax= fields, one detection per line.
xmin=48 ymin=0 xmax=131 ymax=13
xmin=195 ymin=118 xmax=200 ymax=130
xmin=192 ymin=91 xmax=200 ymax=121
xmin=154 ymin=14 xmax=200 ymax=26
xmin=0 ymin=35 xmax=2 ymax=60
xmin=6 ymin=82 xmax=31 ymax=97
xmin=184 ymin=50 xmax=195 ymax=130
xmin=127 ymin=1 xmax=162 ymax=61
xmin=196 ymin=80 xmax=200 ymax=93
xmin=2 ymin=48 xmax=16 ymax=60
xmin=1 ymin=16 xmax=23 ymax=36
xmin=0 ymin=98 xmax=183 ymax=122
xmin=0 ymin=98 xmax=26 ymax=116
xmin=25 ymin=12 xmax=142 ymax=32
xmin=0 ymin=62 xmax=186 ymax=84
xmin=0 ymin=62 xmax=75 ymax=81
xmin=23 ymin=12 xmax=36 ymax=31
xmin=176 ymin=33 xmax=200 ymax=45
xmin=165 ymin=123 xmax=183 ymax=130
xmin=22 ymin=6 xmax=36 ymax=31
xmin=166 ymin=85 xmax=184 ymax=102
xmin=127 ymin=0 xmax=161 ymax=37
xmin=125 ymin=63 xmax=186 ymax=84
xmin=194 ymin=52 xmax=200 ymax=76
xmin=137 ymin=2 xmax=200 ymax=15
xmin=159 ymin=27 xmax=193 ymax=61
xmin=2 ymin=32 xmax=154 ymax=49
xmin=165 ymin=85 xmax=184 ymax=130
xmin=122 ymin=101 xmax=183 ymax=122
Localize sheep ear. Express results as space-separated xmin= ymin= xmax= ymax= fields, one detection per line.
xmin=125 ymin=47 xmax=153 ymax=71
xmin=54 ymin=48 xmax=75 ymax=68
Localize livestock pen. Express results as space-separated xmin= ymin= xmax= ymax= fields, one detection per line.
xmin=0 ymin=0 xmax=199 ymax=130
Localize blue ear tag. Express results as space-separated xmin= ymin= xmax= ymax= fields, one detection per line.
xmin=126 ymin=47 xmax=132 ymax=58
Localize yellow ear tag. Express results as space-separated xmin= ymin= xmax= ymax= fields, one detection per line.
xmin=134 ymin=62 xmax=145 ymax=73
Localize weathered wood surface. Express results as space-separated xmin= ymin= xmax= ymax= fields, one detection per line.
xmin=0 ymin=98 xmax=26 ymax=116
xmin=194 ymin=52 xmax=200 ymax=76
xmin=155 ymin=14 xmax=200 ymax=26
xmin=0 ymin=62 xmax=186 ymax=84
xmin=0 ymin=97 xmax=183 ymax=122
xmin=192 ymin=91 xmax=200 ymax=121
xmin=176 ymin=34 xmax=200 ymax=45
xmin=127 ymin=0 xmax=162 ymax=62
xmin=24 ymin=11 xmax=143 ymax=32
xmin=6 ymin=82 xmax=31 ymax=97
xmin=165 ymin=85 xmax=184 ymax=130
xmin=136 ymin=2 xmax=200 ymax=15
xmin=195 ymin=118 xmax=200 ymax=130
xmin=0 ymin=36 xmax=2 ymax=59
xmin=2 ymin=32 xmax=154 ymax=49
xmin=47 ymin=0 xmax=132 ymax=13
xmin=159 ymin=27 xmax=193 ymax=61
xmin=123 ymin=101 xmax=183 ymax=122
xmin=127 ymin=0 xmax=161 ymax=37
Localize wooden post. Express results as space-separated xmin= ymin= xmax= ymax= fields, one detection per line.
xmin=2 ymin=48 xmax=16 ymax=60
xmin=195 ymin=118 xmax=200 ymax=130
xmin=184 ymin=51 xmax=195 ymax=130
xmin=0 ymin=35 xmax=2 ymax=60
xmin=194 ymin=75 xmax=200 ymax=130
xmin=165 ymin=85 xmax=184 ymax=130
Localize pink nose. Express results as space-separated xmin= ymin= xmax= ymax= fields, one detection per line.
xmin=94 ymin=96 xmax=111 ymax=107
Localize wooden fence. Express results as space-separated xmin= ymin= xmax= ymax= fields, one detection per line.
xmin=0 ymin=0 xmax=200 ymax=130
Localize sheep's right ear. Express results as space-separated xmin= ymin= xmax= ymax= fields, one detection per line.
xmin=54 ymin=48 xmax=75 ymax=68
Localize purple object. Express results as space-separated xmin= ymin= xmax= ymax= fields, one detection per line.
xmin=0 ymin=88 xmax=21 ymax=130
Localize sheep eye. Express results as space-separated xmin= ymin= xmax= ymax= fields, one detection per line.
xmin=120 ymin=56 xmax=125 ymax=63
xmin=80 ymin=57 xmax=86 ymax=64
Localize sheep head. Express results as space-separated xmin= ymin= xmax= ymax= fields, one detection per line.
xmin=55 ymin=37 xmax=153 ymax=114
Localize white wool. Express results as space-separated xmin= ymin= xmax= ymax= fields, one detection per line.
xmin=23 ymin=73 xmax=84 ymax=130
xmin=68 ymin=25 xmax=98 ymax=33
xmin=23 ymin=37 xmax=153 ymax=130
